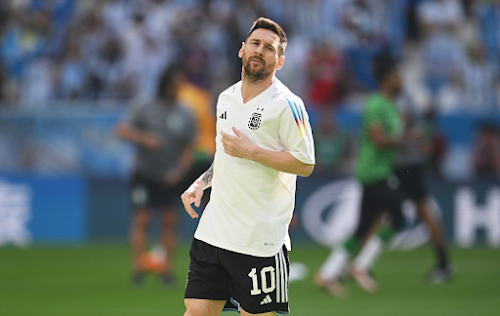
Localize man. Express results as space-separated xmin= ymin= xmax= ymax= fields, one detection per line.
xmin=180 ymin=17 xmax=315 ymax=316
xmin=115 ymin=65 xmax=197 ymax=286
xmin=346 ymin=106 xmax=455 ymax=293
xmin=315 ymin=52 xmax=406 ymax=298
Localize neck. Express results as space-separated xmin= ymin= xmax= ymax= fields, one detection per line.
xmin=241 ymin=71 xmax=275 ymax=103
xmin=380 ymin=86 xmax=394 ymax=100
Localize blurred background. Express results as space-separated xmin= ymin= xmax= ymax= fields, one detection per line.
xmin=0 ymin=0 xmax=499 ymax=315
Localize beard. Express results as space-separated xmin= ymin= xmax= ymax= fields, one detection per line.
xmin=242 ymin=54 xmax=275 ymax=83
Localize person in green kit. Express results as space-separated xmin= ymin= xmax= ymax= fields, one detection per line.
xmin=315 ymin=52 xmax=407 ymax=298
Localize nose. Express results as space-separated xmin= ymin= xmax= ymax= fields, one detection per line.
xmin=255 ymin=44 xmax=264 ymax=55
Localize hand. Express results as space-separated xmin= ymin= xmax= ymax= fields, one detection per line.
xmin=406 ymin=126 xmax=423 ymax=141
xmin=141 ymin=133 xmax=161 ymax=149
xmin=180 ymin=180 xmax=204 ymax=219
xmin=221 ymin=127 xmax=255 ymax=160
xmin=164 ymin=169 xmax=183 ymax=187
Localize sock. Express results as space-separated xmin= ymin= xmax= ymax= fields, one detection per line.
xmin=319 ymin=245 xmax=349 ymax=280
xmin=436 ymin=245 xmax=450 ymax=269
xmin=343 ymin=236 xmax=361 ymax=256
xmin=353 ymin=235 xmax=384 ymax=271
xmin=377 ymin=225 xmax=394 ymax=243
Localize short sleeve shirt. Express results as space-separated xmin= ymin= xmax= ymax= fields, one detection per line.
xmin=123 ymin=100 xmax=197 ymax=181
xmin=355 ymin=93 xmax=403 ymax=184
xmin=194 ymin=79 xmax=315 ymax=257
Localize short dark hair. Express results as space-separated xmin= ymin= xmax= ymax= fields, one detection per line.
xmin=246 ymin=17 xmax=287 ymax=56
xmin=156 ymin=64 xmax=186 ymax=99
xmin=372 ymin=51 xmax=397 ymax=86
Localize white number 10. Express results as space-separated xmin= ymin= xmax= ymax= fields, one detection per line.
xmin=248 ymin=267 xmax=276 ymax=295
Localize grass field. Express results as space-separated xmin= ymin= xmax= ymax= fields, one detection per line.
xmin=1 ymin=243 xmax=499 ymax=316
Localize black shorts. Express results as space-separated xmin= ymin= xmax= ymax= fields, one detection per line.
xmin=185 ymin=238 xmax=290 ymax=315
xmin=395 ymin=162 xmax=428 ymax=202
xmin=129 ymin=173 xmax=185 ymax=210
xmin=354 ymin=176 xmax=405 ymax=239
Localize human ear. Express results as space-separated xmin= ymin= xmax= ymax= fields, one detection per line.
xmin=238 ymin=42 xmax=245 ymax=58
xmin=275 ymin=55 xmax=285 ymax=70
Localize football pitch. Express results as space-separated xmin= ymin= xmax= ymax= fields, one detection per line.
xmin=1 ymin=243 xmax=499 ymax=316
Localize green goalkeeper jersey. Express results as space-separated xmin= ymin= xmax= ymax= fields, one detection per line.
xmin=355 ymin=93 xmax=403 ymax=184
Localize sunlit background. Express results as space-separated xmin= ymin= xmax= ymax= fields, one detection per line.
xmin=0 ymin=1 xmax=499 ymax=315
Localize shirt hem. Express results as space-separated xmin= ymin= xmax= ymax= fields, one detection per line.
xmin=194 ymin=233 xmax=283 ymax=258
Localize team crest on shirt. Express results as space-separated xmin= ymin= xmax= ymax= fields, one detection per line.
xmin=248 ymin=112 xmax=262 ymax=130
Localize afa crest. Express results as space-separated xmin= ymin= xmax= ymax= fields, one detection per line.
xmin=248 ymin=112 xmax=262 ymax=130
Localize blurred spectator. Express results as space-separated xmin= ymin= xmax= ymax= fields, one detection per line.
xmin=416 ymin=0 xmax=465 ymax=105
xmin=115 ymin=64 xmax=197 ymax=286
xmin=417 ymin=0 xmax=464 ymax=36
xmin=0 ymin=6 xmax=40 ymax=101
xmin=306 ymin=40 xmax=346 ymax=109
xmin=19 ymin=54 xmax=56 ymax=105
xmin=89 ymin=33 xmax=133 ymax=100
xmin=120 ymin=12 xmax=169 ymax=102
xmin=55 ymin=37 xmax=88 ymax=100
xmin=342 ymin=0 xmax=387 ymax=93
xmin=376 ymin=0 xmax=408 ymax=59
xmin=473 ymin=0 xmax=500 ymax=73
xmin=100 ymin=0 xmax=133 ymax=34
xmin=405 ymin=0 xmax=425 ymax=43
xmin=458 ymin=42 xmax=499 ymax=114
xmin=472 ymin=122 xmax=500 ymax=177
xmin=29 ymin=0 xmax=76 ymax=34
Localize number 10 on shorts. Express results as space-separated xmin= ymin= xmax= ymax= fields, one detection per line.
xmin=248 ymin=267 xmax=276 ymax=295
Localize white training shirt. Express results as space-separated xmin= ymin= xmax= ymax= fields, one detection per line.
xmin=194 ymin=78 xmax=315 ymax=257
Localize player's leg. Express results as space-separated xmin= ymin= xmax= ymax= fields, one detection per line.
xmin=183 ymin=299 xmax=226 ymax=316
xmin=314 ymin=244 xmax=349 ymax=298
xmin=415 ymin=198 xmax=447 ymax=263
xmin=160 ymin=208 xmax=177 ymax=285
xmin=400 ymin=162 xmax=455 ymax=282
xmin=315 ymin=183 xmax=382 ymax=297
xmin=414 ymin=197 xmax=455 ymax=283
xmin=129 ymin=173 xmax=154 ymax=284
xmin=350 ymin=176 xmax=404 ymax=293
xmin=130 ymin=207 xmax=151 ymax=284
xmin=157 ymin=178 xmax=186 ymax=285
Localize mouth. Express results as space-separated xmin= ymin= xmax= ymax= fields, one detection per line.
xmin=249 ymin=57 xmax=264 ymax=65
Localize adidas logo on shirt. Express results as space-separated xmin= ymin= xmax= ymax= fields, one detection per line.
xmin=219 ymin=111 xmax=227 ymax=119
xmin=260 ymin=294 xmax=272 ymax=305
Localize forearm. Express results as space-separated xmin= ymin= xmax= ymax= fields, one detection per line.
xmin=370 ymin=126 xmax=403 ymax=149
xmin=375 ymin=136 xmax=403 ymax=148
xmin=195 ymin=161 xmax=214 ymax=190
xmin=116 ymin=124 xmax=150 ymax=146
xmin=249 ymin=148 xmax=314 ymax=177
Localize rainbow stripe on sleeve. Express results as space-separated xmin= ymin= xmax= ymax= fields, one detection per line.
xmin=286 ymin=96 xmax=307 ymax=138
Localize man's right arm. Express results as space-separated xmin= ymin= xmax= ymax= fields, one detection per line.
xmin=369 ymin=124 xmax=404 ymax=148
xmin=115 ymin=123 xmax=161 ymax=149
xmin=180 ymin=161 xmax=214 ymax=219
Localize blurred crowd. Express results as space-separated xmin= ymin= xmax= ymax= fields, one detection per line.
xmin=0 ymin=0 xmax=499 ymax=178
xmin=0 ymin=0 xmax=498 ymax=112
